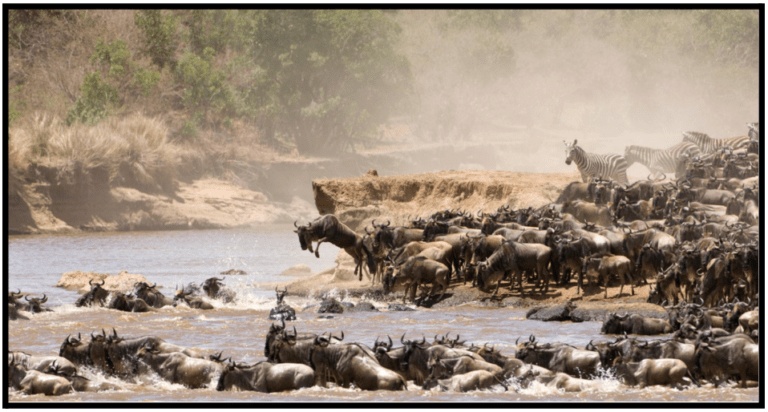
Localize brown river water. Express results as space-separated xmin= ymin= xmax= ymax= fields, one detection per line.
xmin=7 ymin=227 xmax=760 ymax=404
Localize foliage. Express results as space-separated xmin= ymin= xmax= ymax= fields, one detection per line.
xmin=90 ymin=39 xmax=131 ymax=79
xmin=8 ymin=85 xmax=27 ymax=128
xmin=134 ymin=10 xmax=179 ymax=69
xmin=237 ymin=10 xmax=412 ymax=155
xmin=175 ymin=48 xmax=238 ymax=126
xmin=66 ymin=73 xmax=120 ymax=125
xmin=7 ymin=9 xmax=75 ymax=49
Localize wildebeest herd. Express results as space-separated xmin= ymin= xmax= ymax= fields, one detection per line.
xmin=8 ymin=125 xmax=760 ymax=397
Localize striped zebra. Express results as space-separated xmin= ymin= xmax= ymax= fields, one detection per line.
xmin=623 ymin=142 xmax=701 ymax=179
xmin=682 ymin=131 xmax=750 ymax=154
xmin=747 ymin=122 xmax=759 ymax=153
xmin=564 ymin=139 xmax=628 ymax=184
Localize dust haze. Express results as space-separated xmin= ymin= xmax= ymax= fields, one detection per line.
xmin=378 ymin=10 xmax=759 ymax=180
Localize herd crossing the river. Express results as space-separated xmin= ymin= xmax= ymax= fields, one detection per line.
xmin=8 ymin=124 xmax=760 ymax=397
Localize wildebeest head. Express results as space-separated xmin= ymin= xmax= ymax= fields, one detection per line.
xmin=275 ymin=287 xmax=288 ymax=305
xmin=477 ymin=343 xmax=506 ymax=367
xmin=24 ymin=294 xmax=51 ymax=313
xmin=399 ymin=333 xmax=429 ymax=371
xmin=373 ymin=335 xmax=394 ymax=355
xmin=8 ymin=289 xmax=23 ymax=304
xmin=202 ymin=277 xmax=225 ymax=298
xmin=58 ymin=333 xmax=88 ymax=365
xmin=601 ymin=313 xmax=630 ymax=335
xmin=370 ymin=219 xmax=392 ymax=250
xmin=76 ymin=279 xmax=108 ymax=307
xmin=294 ymin=220 xmax=314 ymax=252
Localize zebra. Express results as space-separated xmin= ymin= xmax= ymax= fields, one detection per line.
xmin=623 ymin=141 xmax=701 ymax=179
xmin=682 ymin=131 xmax=750 ymax=154
xmin=564 ymin=139 xmax=629 ymax=184
xmin=747 ymin=122 xmax=759 ymax=153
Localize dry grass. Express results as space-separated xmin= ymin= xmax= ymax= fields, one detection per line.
xmin=8 ymin=112 xmax=183 ymax=190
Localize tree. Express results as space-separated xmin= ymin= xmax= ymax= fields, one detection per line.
xmin=240 ymin=10 xmax=412 ymax=155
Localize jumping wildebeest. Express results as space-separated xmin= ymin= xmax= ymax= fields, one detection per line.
xmin=294 ymin=215 xmax=376 ymax=281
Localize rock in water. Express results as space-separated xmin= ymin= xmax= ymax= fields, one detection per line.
xmin=318 ymin=298 xmax=344 ymax=314
xmin=268 ymin=304 xmax=296 ymax=321
xmin=525 ymin=302 xmax=576 ymax=322
xmin=387 ymin=303 xmax=415 ymax=311
xmin=347 ymin=302 xmax=378 ymax=312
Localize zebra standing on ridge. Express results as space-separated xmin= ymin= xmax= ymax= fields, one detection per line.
xmin=682 ymin=131 xmax=750 ymax=154
xmin=747 ymin=122 xmax=759 ymax=153
xmin=564 ymin=139 xmax=629 ymax=184
xmin=623 ymin=141 xmax=701 ymax=179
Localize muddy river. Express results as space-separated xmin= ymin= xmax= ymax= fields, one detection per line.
xmin=7 ymin=227 xmax=759 ymax=403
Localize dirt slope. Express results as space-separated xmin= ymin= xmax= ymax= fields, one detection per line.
xmin=312 ymin=169 xmax=581 ymax=231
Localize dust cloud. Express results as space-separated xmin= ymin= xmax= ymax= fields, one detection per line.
xmin=382 ymin=10 xmax=759 ymax=177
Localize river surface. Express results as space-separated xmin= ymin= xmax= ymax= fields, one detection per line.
xmin=7 ymin=227 xmax=759 ymax=404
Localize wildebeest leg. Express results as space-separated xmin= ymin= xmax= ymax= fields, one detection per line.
xmin=314 ymin=237 xmax=329 ymax=258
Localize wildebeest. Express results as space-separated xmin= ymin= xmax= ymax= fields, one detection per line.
xmin=269 ymin=287 xmax=296 ymax=321
xmin=58 ymin=333 xmax=93 ymax=367
xmin=422 ymin=369 xmax=507 ymax=392
xmin=693 ymin=337 xmax=758 ymax=388
xmin=384 ymin=255 xmax=449 ymax=305
xmin=107 ymin=292 xmax=156 ymax=313
xmin=202 ymin=277 xmax=236 ymax=303
xmin=43 ymin=360 xmax=122 ymax=392
xmin=294 ymin=215 xmax=376 ymax=281
xmin=614 ymin=358 xmax=690 ymax=389
xmin=216 ymin=360 xmax=315 ymax=392
xmin=475 ymin=241 xmax=551 ymax=296
xmin=310 ymin=335 xmax=407 ymax=390
xmin=580 ymin=253 xmax=634 ymax=298
xmin=8 ymin=351 xmax=77 ymax=378
xmin=133 ymin=282 xmax=174 ymax=308
xmin=21 ymin=294 xmax=53 ymax=313
xmin=399 ymin=334 xmax=484 ymax=385
xmin=516 ymin=367 xmax=601 ymax=393
xmin=173 ymin=288 xmax=214 ymax=310
xmin=75 ymin=279 xmax=110 ymax=307
xmin=136 ymin=344 xmax=227 ymax=389
xmin=601 ymin=313 xmax=673 ymax=336
xmin=8 ymin=359 xmax=73 ymax=396
xmin=427 ymin=353 xmax=502 ymax=378
xmin=514 ymin=339 xmax=600 ymax=378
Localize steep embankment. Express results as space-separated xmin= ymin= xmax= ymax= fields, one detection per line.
xmin=312 ymin=169 xmax=581 ymax=231
xmin=276 ymin=168 xmax=664 ymax=317
xmin=8 ymin=176 xmax=317 ymax=235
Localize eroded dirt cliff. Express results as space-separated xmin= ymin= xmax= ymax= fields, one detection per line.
xmin=312 ymin=169 xmax=581 ymax=231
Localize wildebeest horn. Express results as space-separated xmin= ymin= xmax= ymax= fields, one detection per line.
xmin=516 ymin=337 xmax=520 ymax=345
xmin=40 ymin=294 xmax=47 ymax=303
xmin=364 ymin=226 xmax=372 ymax=235
xmin=401 ymin=333 xmax=407 ymax=344
xmin=387 ymin=335 xmax=392 ymax=348
xmin=384 ymin=220 xmax=390 ymax=227
xmin=294 ymin=220 xmax=299 ymax=228
xmin=66 ymin=334 xmax=73 ymax=344
xmin=587 ymin=339 xmax=595 ymax=350
xmin=281 ymin=318 xmax=286 ymax=330
xmin=25 ymin=295 xmax=30 ymax=301
xmin=529 ymin=334 xmax=535 ymax=342
xmin=112 ymin=328 xmax=118 ymax=339
xmin=332 ymin=331 xmax=344 ymax=341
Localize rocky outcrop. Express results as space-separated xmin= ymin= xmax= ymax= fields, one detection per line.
xmin=312 ymin=170 xmax=578 ymax=231
xmin=55 ymin=270 xmax=149 ymax=294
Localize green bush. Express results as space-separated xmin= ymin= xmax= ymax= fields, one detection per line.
xmin=66 ymin=72 xmax=120 ymax=125
xmin=135 ymin=10 xmax=178 ymax=69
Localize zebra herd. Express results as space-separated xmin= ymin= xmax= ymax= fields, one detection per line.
xmin=564 ymin=123 xmax=758 ymax=183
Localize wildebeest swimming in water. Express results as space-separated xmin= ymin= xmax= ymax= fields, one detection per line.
xmin=268 ymin=287 xmax=296 ymax=321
